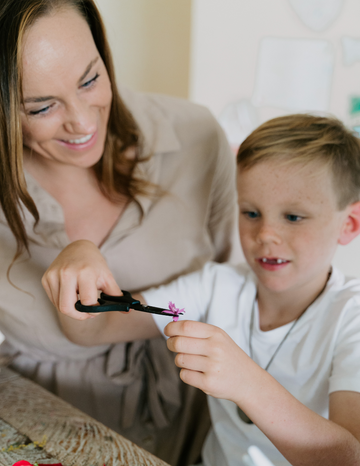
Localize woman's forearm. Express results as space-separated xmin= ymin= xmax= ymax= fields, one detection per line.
xmin=58 ymin=296 xmax=161 ymax=346
xmin=58 ymin=311 xmax=111 ymax=346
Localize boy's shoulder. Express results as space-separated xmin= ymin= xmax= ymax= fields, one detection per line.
xmin=328 ymin=266 xmax=360 ymax=299
xmin=318 ymin=267 xmax=360 ymax=328
xmin=327 ymin=266 xmax=360 ymax=307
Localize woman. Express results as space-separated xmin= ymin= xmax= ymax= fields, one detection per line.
xmin=0 ymin=1 xmax=241 ymax=464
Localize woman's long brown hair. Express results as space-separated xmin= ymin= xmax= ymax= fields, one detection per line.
xmin=0 ymin=0 xmax=144 ymax=269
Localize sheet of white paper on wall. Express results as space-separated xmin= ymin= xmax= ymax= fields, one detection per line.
xmin=252 ymin=38 xmax=334 ymax=112
xmin=289 ymin=0 xmax=344 ymax=32
xmin=342 ymin=36 xmax=360 ymax=66
xmin=218 ymin=100 xmax=259 ymax=152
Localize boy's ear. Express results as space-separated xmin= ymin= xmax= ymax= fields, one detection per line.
xmin=338 ymin=201 xmax=360 ymax=245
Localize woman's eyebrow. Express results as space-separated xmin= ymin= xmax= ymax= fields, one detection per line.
xmin=23 ymin=57 xmax=100 ymax=104
xmin=24 ymin=95 xmax=54 ymax=104
xmin=78 ymin=56 xmax=99 ymax=83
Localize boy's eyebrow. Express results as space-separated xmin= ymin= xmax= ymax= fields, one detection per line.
xmin=23 ymin=57 xmax=99 ymax=104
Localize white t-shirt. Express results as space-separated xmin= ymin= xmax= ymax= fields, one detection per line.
xmin=144 ymin=262 xmax=360 ymax=466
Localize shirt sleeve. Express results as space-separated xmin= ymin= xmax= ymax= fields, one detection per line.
xmin=142 ymin=262 xmax=220 ymax=337
xmin=329 ymin=294 xmax=360 ymax=394
xmin=207 ymin=122 xmax=244 ymax=265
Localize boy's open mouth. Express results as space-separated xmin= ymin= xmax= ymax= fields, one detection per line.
xmin=257 ymin=257 xmax=290 ymax=270
xmin=259 ymin=257 xmax=288 ymax=264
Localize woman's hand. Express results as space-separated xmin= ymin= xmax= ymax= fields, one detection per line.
xmin=42 ymin=240 xmax=121 ymax=320
xmin=165 ymin=320 xmax=253 ymax=403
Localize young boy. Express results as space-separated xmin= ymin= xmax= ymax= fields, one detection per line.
xmin=44 ymin=114 xmax=360 ymax=465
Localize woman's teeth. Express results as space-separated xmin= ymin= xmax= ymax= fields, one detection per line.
xmin=67 ymin=134 xmax=93 ymax=144
xmin=261 ymin=258 xmax=287 ymax=264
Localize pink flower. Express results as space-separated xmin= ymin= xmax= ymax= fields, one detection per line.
xmin=161 ymin=302 xmax=185 ymax=321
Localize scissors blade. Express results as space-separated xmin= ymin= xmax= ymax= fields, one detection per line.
xmin=133 ymin=304 xmax=183 ymax=317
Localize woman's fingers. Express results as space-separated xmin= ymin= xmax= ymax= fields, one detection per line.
xmin=96 ymin=270 xmax=122 ymax=297
xmin=41 ymin=240 xmax=121 ymax=320
xmin=59 ymin=273 xmax=94 ymax=320
xmin=41 ymin=272 xmax=58 ymax=308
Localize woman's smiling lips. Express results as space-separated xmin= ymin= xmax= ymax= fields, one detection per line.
xmin=56 ymin=131 xmax=98 ymax=151
xmin=256 ymin=257 xmax=290 ymax=271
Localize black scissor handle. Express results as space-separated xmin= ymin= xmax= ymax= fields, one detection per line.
xmin=100 ymin=290 xmax=141 ymax=308
xmin=75 ymin=290 xmax=138 ymax=313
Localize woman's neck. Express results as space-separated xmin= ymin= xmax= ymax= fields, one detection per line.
xmin=23 ymin=146 xmax=94 ymax=188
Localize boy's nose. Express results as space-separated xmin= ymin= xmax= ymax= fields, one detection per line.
xmin=256 ymin=223 xmax=282 ymax=245
xmin=63 ymin=99 xmax=97 ymax=135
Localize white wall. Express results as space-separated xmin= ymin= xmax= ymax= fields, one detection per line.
xmin=190 ymin=0 xmax=360 ymax=278
xmin=96 ymin=0 xmax=191 ymax=98
xmin=190 ymin=0 xmax=360 ymax=121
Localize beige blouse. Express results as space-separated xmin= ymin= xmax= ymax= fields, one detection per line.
xmin=0 ymin=87 xmax=242 ymax=465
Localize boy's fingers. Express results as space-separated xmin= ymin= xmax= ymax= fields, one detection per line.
xmin=167 ymin=334 xmax=210 ymax=356
xmin=179 ymin=368 xmax=205 ymax=391
xmin=165 ymin=320 xmax=215 ymax=339
xmin=175 ymin=353 xmax=208 ymax=373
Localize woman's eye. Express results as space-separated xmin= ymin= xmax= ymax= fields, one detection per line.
xmin=81 ymin=73 xmax=100 ymax=89
xmin=286 ymin=214 xmax=302 ymax=222
xmin=29 ymin=105 xmax=51 ymax=116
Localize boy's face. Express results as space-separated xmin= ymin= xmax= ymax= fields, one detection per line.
xmin=237 ymin=160 xmax=350 ymax=297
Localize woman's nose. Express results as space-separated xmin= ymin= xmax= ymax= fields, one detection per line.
xmin=63 ymin=99 xmax=97 ymax=135
xmin=256 ymin=222 xmax=282 ymax=245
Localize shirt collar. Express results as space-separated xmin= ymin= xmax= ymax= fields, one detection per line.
xmin=119 ymin=85 xmax=181 ymax=156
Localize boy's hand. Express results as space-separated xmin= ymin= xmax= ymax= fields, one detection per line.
xmin=42 ymin=239 xmax=121 ymax=320
xmin=165 ymin=320 xmax=252 ymax=403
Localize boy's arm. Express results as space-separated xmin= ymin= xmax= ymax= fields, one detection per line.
xmin=166 ymin=320 xmax=360 ymax=466
xmin=329 ymin=391 xmax=360 ymax=442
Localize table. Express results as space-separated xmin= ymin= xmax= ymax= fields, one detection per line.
xmin=0 ymin=367 xmax=170 ymax=466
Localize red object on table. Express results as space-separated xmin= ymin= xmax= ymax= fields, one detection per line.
xmin=12 ymin=461 xmax=106 ymax=466
xmin=12 ymin=462 xmax=63 ymax=466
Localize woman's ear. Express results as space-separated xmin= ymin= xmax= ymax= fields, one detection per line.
xmin=338 ymin=201 xmax=360 ymax=245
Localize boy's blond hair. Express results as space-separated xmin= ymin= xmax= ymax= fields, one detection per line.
xmin=237 ymin=114 xmax=360 ymax=209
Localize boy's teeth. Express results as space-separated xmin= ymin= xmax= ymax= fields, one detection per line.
xmin=261 ymin=258 xmax=287 ymax=264
xmin=67 ymin=134 xmax=93 ymax=144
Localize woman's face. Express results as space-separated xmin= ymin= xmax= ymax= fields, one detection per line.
xmin=21 ymin=8 xmax=113 ymax=168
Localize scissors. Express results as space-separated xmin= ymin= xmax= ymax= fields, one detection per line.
xmin=75 ymin=290 xmax=183 ymax=318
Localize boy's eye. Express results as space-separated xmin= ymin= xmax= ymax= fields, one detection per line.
xmin=81 ymin=73 xmax=100 ymax=89
xmin=244 ymin=211 xmax=259 ymax=219
xmin=286 ymin=214 xmax=302 ymax=222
